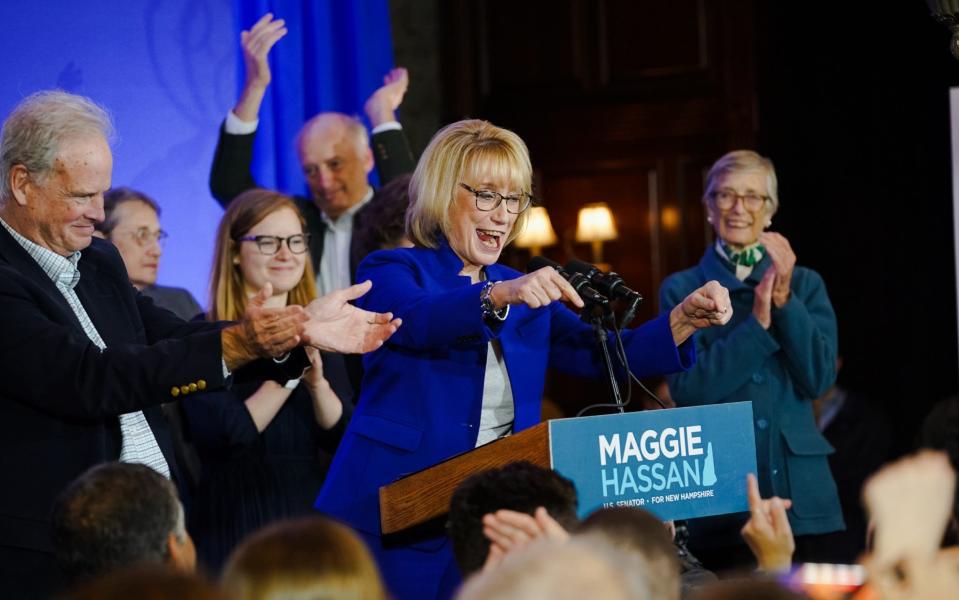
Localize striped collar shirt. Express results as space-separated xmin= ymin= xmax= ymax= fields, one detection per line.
xmin=0 ymin=217 xmax=171 ymax=478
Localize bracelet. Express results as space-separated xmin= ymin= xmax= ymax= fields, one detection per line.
xmin=480 ymin=281 xmax=509 ymax=322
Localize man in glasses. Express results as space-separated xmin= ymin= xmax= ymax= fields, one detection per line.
xmin=95 ymin=187 xmax=202 ymax=321
xmin=0 ymin=90 xmax=401 ymax=597
xmin=210 ymin=13 xmax=416 ymax=297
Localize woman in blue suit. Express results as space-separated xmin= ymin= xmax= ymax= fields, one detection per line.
xmin=316 ymin=119 xmax=732 ymax=599
xmin=659 ymin=150 xmax=842 ymax=569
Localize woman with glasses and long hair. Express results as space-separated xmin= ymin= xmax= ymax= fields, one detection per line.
xmin=314 ymin=119 xmax=733 ymax=600
xmin=184 ymin=188 xmax=351 ymax=572
xmin=659 ymin=150 xmax=842 ymax=569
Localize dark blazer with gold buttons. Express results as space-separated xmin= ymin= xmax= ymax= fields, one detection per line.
xmin=0 ymin=227 xmax=298 ymax=558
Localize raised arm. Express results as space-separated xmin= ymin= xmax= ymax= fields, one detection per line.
xmin=364 ymin=67 xmax=416 ymax=184
xmin=209 ymin=13 xmax=288 ymax=205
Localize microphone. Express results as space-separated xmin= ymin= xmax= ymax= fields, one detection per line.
xmin=565 ymin=259 xmax=643 ymax=304
xmin=527 ymin=256 xmax=609 ymax=306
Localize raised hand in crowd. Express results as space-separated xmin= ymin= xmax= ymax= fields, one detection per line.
xmin=234 ymin=13 xmax=288 ymax=122
xmin=489 ymin=266 xmax=585 ymax=310
xmin=740 ymin=473 xmax=795 ymax=573
xmin=481 ymin=507 xmax=570 ymax=572
xmin=364 ymin=67 xmax=410 ymax=127
xmin=222 ymin=282 xmax=309 ymax=370
xmin=862 ymin=451 xmax=959 ymax=600
xmin=669 ymin=280 xmax=733 ymax=345
xmin=303 ymin=280 xmax=402 ymax=353
xmin=759 ymin=231 xmax=795 ymax=308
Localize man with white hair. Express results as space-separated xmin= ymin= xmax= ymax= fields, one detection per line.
xmin=210 ymin=13 xmax=416 ymax=295
xmin=0 ymin=90 xmax=399 ymax=596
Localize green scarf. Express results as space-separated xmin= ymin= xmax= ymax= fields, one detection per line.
xmin=721 ymin=242 xmax=765 ymax=268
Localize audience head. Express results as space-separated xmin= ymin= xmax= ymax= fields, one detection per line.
xmin=352 ymin=173 xmax=413 ymax=262
xmin=690 ymin=579 xmax=809 ymax=600
xmin=94 ymin=187 xmax=165 ymax=289
xmin=406 ymin=119 xmax=532 ymax=267
xmin=456 ymin=537 xmax=650 ymax=600
xmin=62 ymin=565 xmax=223 ymax=600
xmin=0 ymin=90 xmax=114 ymax=256
xmin=702 ymin=150 xmax=779 ymax=250
xmin=51 ymin=462 xmax=195 ymax=583
xmin=576 ymin=506 xmax=680 ymax=600
xmin=209 ymin=188 xmax=316 ymax=321
xmin=295 ymin=112 xmax=374 ymax=219
xmin=448 ymin=461 xmax=579 ymax=577
xmin=220 ymin=516 xmax=386 ymax=600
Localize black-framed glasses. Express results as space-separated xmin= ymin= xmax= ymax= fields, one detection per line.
xmin=237 ymin=234 xmax=311 ymax=255
xmin=710 ymin=189 xmax=770 ymax=212
xmin=115 ymin=227 xmax=168 ymax=247
xmin=459 ymin=183 xmax=532 ymax=214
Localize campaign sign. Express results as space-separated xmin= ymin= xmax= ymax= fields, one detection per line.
xmin=549 ymin=402 xmax=757 ymax=521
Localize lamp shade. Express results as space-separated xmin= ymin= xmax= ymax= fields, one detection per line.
xmin=575 ymin=202 xmax=618 ymax=242
xmin=514 ymin=206 xmax=559 ymax=249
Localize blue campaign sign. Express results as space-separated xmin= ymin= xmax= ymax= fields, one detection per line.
xmin=549 ymin=402 xmax=757 ymax=521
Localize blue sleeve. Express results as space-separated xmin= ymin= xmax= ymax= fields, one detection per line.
xmin=769 ymin=269 xmax=838 ymax=398
xmin=544 ymin=302 xmax=695 ymax=379
xmin=355 ymin=251 xmax=504 ymax=350
xmin=659 ymin=274 xmax=780 ymax=406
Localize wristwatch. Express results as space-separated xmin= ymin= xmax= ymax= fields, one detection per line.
xmin=480 ymin=280 xmax=509 ymax=322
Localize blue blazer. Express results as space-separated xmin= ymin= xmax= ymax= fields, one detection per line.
xmin=659 ymin=248 xmax=843 ymax=535
xmin=316 ymin=240 xmax=695 ymax=538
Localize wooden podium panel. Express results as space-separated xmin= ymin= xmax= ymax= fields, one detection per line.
xmin=379 ymin=422 xmax=550 ymax=535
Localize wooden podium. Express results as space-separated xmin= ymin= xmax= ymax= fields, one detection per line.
xmin=379 ymin=422 xmax=551 ymax=535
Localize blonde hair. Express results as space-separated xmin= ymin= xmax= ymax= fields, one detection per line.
xmin=406 ymin=119 xmax=532 ymax=249
xmin=208 ymin=189 xmax=316 ymax=321
xmin=221 ymin=517 xmax=386 ymax=600
xmin=703 ymin=150 xmax=780 ymax=218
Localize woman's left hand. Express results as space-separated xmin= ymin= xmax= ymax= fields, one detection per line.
xmin=669 ymin=280 xmax=732 ymax=345
xmin=302 ymin=347 xmax=344 ymax=429
xmin=759 ymin=232 xmax=795 ymax=308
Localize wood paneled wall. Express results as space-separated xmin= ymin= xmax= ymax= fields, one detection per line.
xmin=439 ymin=0 xmax=761 ymax=414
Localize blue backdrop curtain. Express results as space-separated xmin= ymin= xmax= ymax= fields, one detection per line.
xmin=235 ymin=0 xmax=396 ymax=195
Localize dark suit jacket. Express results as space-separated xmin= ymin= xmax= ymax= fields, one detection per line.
xmin=0 ymin=227 xmax=301 ymax=556
xmin=209 ymin=123 xmax=415 ymax=277
xmin=208 ymin=121 xmax=415 ymax=395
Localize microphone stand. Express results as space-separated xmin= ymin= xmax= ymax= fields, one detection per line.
xmin=583 ymin=300 xmax=625 ymax=414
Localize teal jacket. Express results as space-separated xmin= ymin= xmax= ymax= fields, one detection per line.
xmin=659 ymin=247 xmax=843 ymax=535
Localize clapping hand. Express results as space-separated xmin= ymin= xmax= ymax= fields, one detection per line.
xmin=302 ymin=280 xmax=402 ymax=353
xmin=364 ymin=67 xmax=410 ymax=127
xmin=222 ymin=283 xmax=309 ymax=370
xmin=759 ymin=232 xmax=795 ymax=308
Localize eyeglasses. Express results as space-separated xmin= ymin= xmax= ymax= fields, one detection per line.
xmin=710 ymin=189 xmax=770 ymax=212
xmin=115 ymin=227 xmax=168 ymax=247
xmin=459 ymin=183 xmax=532 ymax=214
xmin=237 ymin=234 xmax=311 ymax=255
